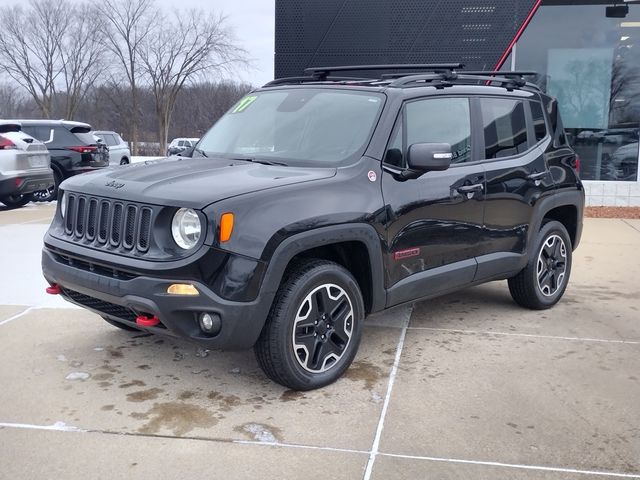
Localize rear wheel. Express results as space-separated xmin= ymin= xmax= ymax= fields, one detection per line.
xmin=32 ymin=169 xmax=62 ymax=202
xmin=254 ymin=259 xmax=364 ymax=391
xmin=102 ymin=316 xmax=140 ymax=332
xmin=508 ymin=220 xmax=572 ymax=310
xmin=0 ymin=194 xmax=31 ymax=209
xmin=120 ymin=157 xmax=129 ymax=165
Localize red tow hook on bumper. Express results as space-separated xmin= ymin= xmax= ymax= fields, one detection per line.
xmin=136 ymin=315 xmax=160 ymax=327
xmin=46 ymin=284 xmax=61 ymax=295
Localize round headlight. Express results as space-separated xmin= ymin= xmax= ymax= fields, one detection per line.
xmin=59 ymin=191 xmax=66 ymax=219
xmin=171 ymin=208 xmax=201 ymax=250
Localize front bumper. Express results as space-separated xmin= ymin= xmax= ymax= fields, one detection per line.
xmin=0 ymin=172 xmax=54 ymax=197
xmin=42 ymin=246 xmax=272 ymax=350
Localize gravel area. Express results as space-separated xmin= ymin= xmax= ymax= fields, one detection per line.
xmin=585 ymin=207 xmax=640 ymax=219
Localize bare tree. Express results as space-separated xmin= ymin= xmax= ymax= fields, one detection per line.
xmin=97 ymin=0 xmax=156 ymax=154
xmin=140 ymin=10 xmax=245 ymax=153
xmin=0 ymin=0 xmax=69 ymax=118
xmin=59 ymin=4 xmax=106 ymax=119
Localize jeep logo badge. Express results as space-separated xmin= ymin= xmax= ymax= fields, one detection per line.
xmin=105 ymin=180 xmax=125 ymax=189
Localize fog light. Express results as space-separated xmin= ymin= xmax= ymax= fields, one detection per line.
xmin=167 ymin=283 xmax=199 ymax=295
xmin=199 ymin=312 xmax=221 ymax=335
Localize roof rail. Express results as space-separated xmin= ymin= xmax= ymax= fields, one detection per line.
xmin=303 ymin=63 xmax=464 ymax=80
xmin=389 ymin=72 xmax=541 ymax=91
xmin=263 ymin=75 xmax=371 ymax=87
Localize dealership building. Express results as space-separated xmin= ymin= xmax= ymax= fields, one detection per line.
xmin=275 ymin=0 xmax=640 ymax=206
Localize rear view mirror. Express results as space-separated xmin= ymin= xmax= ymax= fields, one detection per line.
xmin=407 ymin=142 xmax=453 ymax=175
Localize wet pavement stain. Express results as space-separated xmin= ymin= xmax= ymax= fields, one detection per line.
xmin=92 ymin=373 xmax=113 ymax=382
xmin=101 ymin=405 xmax=115 ymax=411
xmin=344 ymin=360 xmax=384 ymax=390
xmin=280 ymin=390 xmax=305 ymax=402
xmin=106 ymin=347 xmax=124 ymax=359
xmin=119 ymin=380 xmax=146 ymax=389
xmin=126 ymin=388 xmax=164 ymax=403
xmin=137 ymin=402 xmax=218 ymax=436
xmin=178 ymin=390 xmax=196 ymax=400
xmin=207 ymin=391 xmax=242 ymax=412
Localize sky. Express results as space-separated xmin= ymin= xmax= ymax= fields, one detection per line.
xmin=3 ymin=0 xmax=276 ymax=87
xmin=161 ymin=0 xmax=275 ymax=86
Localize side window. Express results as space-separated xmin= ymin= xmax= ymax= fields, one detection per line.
xmin=481 ymin=98 xmax=528 ymax=159
xmin=105 ymin=134 xmax=118 ymax=146
xmin=530 ymin=101 xmax=548 ymax=142
xmin=384 ymin=97 xmax=472 ymax=167
xmin=23 ymin=126 xmax=52 ymax=143
xmin=178 ymin=140 xmax=185 ymax=147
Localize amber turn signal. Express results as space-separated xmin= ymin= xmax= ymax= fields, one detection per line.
xmin=220 ymin=213 xmax=234 ymax=242
xmin=167 ymin=284 xmax=199 ymax=296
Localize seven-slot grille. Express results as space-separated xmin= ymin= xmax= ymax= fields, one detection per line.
xmin=64 ymin=193 xmax=153 ymax=254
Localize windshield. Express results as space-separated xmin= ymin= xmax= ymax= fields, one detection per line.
xmin=197 ymin=88 xmax=385 ymax=166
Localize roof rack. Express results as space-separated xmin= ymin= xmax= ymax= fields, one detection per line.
xmin=263 ymin=64 xmax=540 ymax=92
xmin=303 ymin=63 xmax=464 ymax=80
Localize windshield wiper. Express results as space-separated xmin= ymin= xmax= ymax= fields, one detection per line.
xmin=230 ymin=156 xmax=288 ymax=166
xmin=194 ymin=147 xmax=208 ymax=158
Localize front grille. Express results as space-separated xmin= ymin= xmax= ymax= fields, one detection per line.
xmin=62 ymin=288 xmax=138 ymax=322
xmin=63 ymin=193 xmax=153 ymax=255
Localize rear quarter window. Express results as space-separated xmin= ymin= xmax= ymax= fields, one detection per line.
xmin=530 ymin=101 xmax=548 ymax=142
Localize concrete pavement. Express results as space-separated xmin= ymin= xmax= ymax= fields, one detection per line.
xmin=0 ymin=204 xmax=638 ymax=479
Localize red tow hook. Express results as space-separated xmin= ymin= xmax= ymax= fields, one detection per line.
xmin=136 ymin=315 xmax=160 ymax=327
xmin=46 ymin=284 xmax=61 ymax=295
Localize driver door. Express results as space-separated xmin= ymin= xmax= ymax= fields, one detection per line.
xmin=381 ymin=96 xmax=486 ymax=307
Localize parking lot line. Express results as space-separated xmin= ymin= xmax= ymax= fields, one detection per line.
xmin=0 ymin=307 xmax=35 ymax=326
xmin=379 ymin=452 xmax=640 ymax=479
xmin=363 ymin=307 xmax=411 ymax=480
xmin=2 ymin=420 xmax=638 ymax=478
xmin=407 ymin=326 xmax=640 ymax=345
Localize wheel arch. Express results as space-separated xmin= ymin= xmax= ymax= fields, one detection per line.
xmin=530 ymin=190 xmax=584 ymax=251
xmin=260 ymin=224 xmax=386 ymax=315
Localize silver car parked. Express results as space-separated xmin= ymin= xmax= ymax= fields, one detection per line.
xmin=93 ymin=130 xmax=131 ymax=165
xmin=0 ymin=120 xmax=53 ymax=209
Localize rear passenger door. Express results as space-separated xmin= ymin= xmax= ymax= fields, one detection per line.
xmin=476 ymin=96 xmax=556 ymax=279
xmin=382 ymin=96 xmax=486 ymax=307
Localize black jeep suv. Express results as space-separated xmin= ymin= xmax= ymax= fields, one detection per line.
xmin=42 ymin=65 xmax=584 ymax=390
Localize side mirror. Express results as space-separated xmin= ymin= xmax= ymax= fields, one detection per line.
xmin=407 ymin=143 xmax=453 ymax=174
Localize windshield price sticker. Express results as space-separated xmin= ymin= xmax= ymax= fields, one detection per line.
xmin=232 ymin=95 xmax=258 ymax=113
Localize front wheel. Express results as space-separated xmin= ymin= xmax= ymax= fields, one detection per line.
xmin=508 ymin=220 xmax=572 ymax=310
xmin=254 ymin=259 xmax=364 ymax=391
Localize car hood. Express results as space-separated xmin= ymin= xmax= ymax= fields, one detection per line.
xmin=59 ymin=157 xmax=337 ymax=208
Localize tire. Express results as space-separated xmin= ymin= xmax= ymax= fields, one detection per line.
xmin=32 ymin=169 xmax=62 ymax=202
xmin=508 ymin=220 xmax=572 ymax=310
xmin=120 ymin=157 xmax=130 ymax=165
xmin=102 ymin=316 xmax=140 ymax=332
xmin=254 ymin=259 xmax=364 ymax=391
xmin=0 ymin=194 xmax=31 ymax=209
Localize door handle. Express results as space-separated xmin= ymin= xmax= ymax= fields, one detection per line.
xmin=456 ymin=183 xmax=484 ymax=194
xmin=527 ymin=171 xmax=547 ymax=181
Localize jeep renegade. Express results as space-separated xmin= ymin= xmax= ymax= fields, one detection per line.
xmin=42 ymin=65 xmax=584 ymax=390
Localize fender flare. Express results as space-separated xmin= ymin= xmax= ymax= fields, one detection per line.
xmin=528 ymin=190 xmax=585 ymax=251
xmin=259 ymin=224 xmax=387 ymax=313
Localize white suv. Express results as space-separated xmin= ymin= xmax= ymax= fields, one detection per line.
xmin=167 ymin=137 xmax=199 ymax=156
xmin=93 ymin=131 xmax=131 ymax=165
xmin=0 ymin=121 xmax=53 ymax=209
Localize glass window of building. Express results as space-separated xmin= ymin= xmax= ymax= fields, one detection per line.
xmin=512 ymin=1 xmax=640 ymax=182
